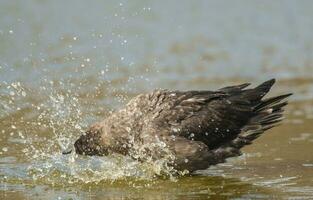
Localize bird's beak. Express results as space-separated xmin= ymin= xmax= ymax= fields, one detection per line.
xmin=62 ymin=148 xmax=73 ymax=155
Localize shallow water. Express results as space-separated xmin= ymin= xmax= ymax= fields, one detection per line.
xmin=1 ymin=0 xmax=313 ymax=199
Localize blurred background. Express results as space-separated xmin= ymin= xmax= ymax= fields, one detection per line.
xmin=1 ymin=0 xmax=313 ymax=199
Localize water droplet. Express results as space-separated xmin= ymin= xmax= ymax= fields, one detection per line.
xmin=18 ymin=131 xmax=24 ymax=139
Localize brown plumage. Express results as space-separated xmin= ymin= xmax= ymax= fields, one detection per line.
xmin=69 ymin=79 xmax=292 ymax=172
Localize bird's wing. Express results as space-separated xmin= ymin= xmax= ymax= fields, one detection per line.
xmin=150 ymin=79 xmax=278 ymax=149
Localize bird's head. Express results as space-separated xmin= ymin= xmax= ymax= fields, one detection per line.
xmin=73 ymin=130 xmax=108 ymax=156
xmin=62 ymin=127 xmax=109 ymax=156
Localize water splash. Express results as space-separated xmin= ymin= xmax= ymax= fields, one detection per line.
xmin=0 ymin=79 xmax=180 ymax=187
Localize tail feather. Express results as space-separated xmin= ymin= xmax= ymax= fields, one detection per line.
xmin=212 ymin=80 xmax=291 ymax=162
xmin=231 ymin=92 xmax=291 ymax=149
xmin=255 ymin=78 xmax=276 ymax=91
xmin=240 ymin=79 xmax=276 ymax=102
xmin=255 ymin=93 xmax=292 ymax=112
xmin=219 ymin=82 xmax=251 ymax=93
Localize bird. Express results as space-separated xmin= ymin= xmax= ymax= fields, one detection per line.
xmin=65 ymin=79 xmax=292 ymax=173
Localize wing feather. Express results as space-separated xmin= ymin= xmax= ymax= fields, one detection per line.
xmin=150 ymin=79 xmax=277 ymax=149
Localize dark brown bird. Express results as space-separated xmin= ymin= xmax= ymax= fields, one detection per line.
xmin=67 ymin=79 xmax=291 ymax=172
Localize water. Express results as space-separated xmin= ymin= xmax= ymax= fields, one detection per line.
xmin=1 ymin=0 xmax=313 ymax=199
